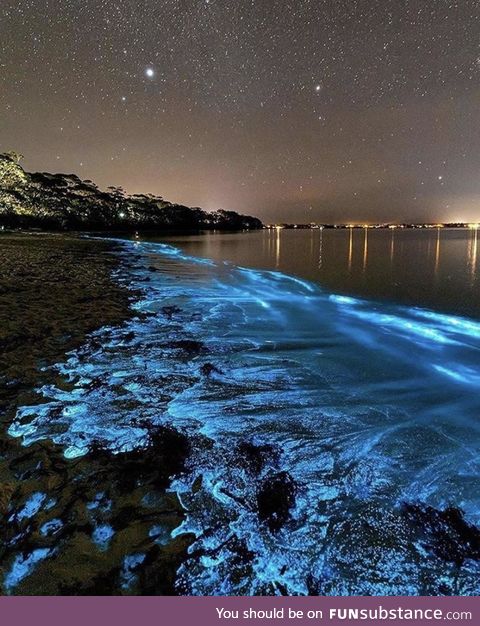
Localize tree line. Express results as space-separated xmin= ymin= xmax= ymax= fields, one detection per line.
xmin=0 ymin=152 xmax=263 ymax=232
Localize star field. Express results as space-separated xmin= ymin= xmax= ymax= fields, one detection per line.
xmin=1 ymin=0 xmax=479 ymax=222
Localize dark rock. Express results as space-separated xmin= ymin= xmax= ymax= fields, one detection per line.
xmin=200 ymin=362 xmax=223 ymax=377
xmin=236 ymin=441 xmax=279 ymax=475
xmin=402 ymin=503 xmax=480 ymax=565
xmin=87 ymin=425 xmax=190 ymax=492
xmin=85 ymin=375 xmax=107 ymax=391
xmin=227 ymin=536 xmax=255 ymax=568
xmin=170 ymin=340 xmax=206 ymax=356
xmin=161 ymin=305 xmax=182 ymax=320
xmin=257 ymin=471 xmax=296 ymax=533
xmin=306 ymin=573 xmax=320 ymax=596
xmin=138 ymin=542 xmax=192 ymax=595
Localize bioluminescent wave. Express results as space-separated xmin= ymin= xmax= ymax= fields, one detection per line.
xmin=8 ymin=240 xmax=480 ymax=595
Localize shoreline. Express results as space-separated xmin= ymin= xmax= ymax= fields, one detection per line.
xmin=3 ymin=232 xmax=480 ymax=596
xmin=0 ymin=233 xmax=192 ymax=594
xmin=1 ymin=233 xmax=300 ymax=596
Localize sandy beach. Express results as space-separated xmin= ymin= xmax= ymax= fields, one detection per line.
xmin=0 ymin=233 xmax=191 ymax=594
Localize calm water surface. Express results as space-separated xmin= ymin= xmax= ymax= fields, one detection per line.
xmin=155 ymin=228 xmax=480 ymax=318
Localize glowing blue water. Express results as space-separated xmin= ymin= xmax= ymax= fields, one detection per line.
xmin=3 ymin=549 xmax=52 ymax=593
xmin=9 ymin=240 xmax=480 ymax=595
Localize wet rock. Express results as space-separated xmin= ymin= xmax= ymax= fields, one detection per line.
xmin=161 ymin=305 xmax=182 ymax=320
xmin=169 ymin=340 xmax=206 ymax=356
xmin=85 ymin=375 xmax=108 ymax=391
xmin=176 ymin=535 xmax=254 ymax=595
xmin=191 ymin=475 xmax=203 ymax=494
xmin=87 ymin=425 xmax=190 ymax=492
xmin=236 ymin=441 xmax=279 ymax=475
xmin=82 ymin=338 xmax=103 ymax=353
xmin=257 ymin=471 xmax=296 ymax=533
xmin=306 ymin=573 xmax=321 ymax=596
xmin=200 ymin=362 xmax=223 ymax=377
xmin=402 ymin=503 xmax=480 ymax=566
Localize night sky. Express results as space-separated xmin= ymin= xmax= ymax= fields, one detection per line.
xmin=1 ymin=0 xmax=479 ymax=223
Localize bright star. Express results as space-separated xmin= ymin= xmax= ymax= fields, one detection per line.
xmin=145 ymin=67 xmax=155 ymax=78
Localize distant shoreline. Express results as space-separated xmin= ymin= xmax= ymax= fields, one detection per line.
xmin=1 ymin=223 xmax=477 ymax=240
xmin=265 ymin=223 xmax=479 ymax=230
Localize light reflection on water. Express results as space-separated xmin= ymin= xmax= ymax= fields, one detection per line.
xmin=152 ymin=228 xmax=480 ymax=318
xmin=468 ymin=227 xmax=478 ymax=282
xmin=8 ymin=239 xmax=480 ymax=595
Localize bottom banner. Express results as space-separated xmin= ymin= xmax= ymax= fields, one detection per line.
xmin=0 ymin=596 xmax=477 ymax=625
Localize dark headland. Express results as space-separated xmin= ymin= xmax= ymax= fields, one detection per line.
xmin=0 ymin=151 xmax=263 ymax=233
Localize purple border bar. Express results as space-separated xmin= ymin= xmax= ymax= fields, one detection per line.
xmin=0 ymin=596 xmax=477 ymax=625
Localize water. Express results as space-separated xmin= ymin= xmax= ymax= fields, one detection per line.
xmin=152 ymin=228 xmax=480 ymax=318
xmin=8 ymin=234 xmax=480 ymax=595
